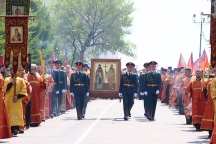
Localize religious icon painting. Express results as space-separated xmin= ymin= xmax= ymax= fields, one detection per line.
xmin=10 ymin=26 xmax=23 ymax=43
xmin=6 ymin=0 xmax=30 ymax=15
xmin=11 ymin=5 xmax=25 ymax=15
xmin=90 ymin=59 xmax=121 ymax=98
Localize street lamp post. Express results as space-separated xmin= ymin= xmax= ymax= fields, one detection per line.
xmin=192 ymin=12 xmax=210 ymax=57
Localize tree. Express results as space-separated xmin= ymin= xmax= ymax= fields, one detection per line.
xmin=51 ymin=0 xmax=135 ymax=65
xmin=0 ymin=1 xmax=5 ymax=56
xmin=28 ymin=0 xmax=53 ymax=65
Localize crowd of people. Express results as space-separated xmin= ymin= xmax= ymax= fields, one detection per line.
xmin=0 ymin=60 xmax=90 ymax=139
xmin=1 ymin=58 xmax=216 ymax=144
xmin=148 ymin=65 xmax=216 ymax=144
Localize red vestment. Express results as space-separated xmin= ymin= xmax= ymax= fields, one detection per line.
xmin=0 ymin=74 xmax=12 ymax=139
xmin=201 ymin=79 xmax=214 ymax=131
xmin=66 ymin=71 xmax=73 ymax=110
xmin=27 ymin=73 xmax=44 ymax=124
xmin=179 ymin=77 xmax=191 ymax=118
xmin=169 ymin=75 xmax=179 ymax=107
xmin=161 ymin=77 xmax=169 ymax=103
xmin=158 ymin=73 xmax=167 ymax=99
xmin=186 ymin=80 xmax=207 ymax=125
xmin=44 ymin=74 xmax=54 ymax=118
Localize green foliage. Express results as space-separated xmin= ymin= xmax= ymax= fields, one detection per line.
xmin=0 ymin=4 xmax=5 ymax=56
xmin=28 ymin=0 xmax=53 ymax=65
xmin=50 ymin=0 xmax=136 ymax=64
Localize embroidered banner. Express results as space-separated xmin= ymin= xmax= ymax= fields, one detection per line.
xmin=6 ymin=0 xmax=30 ymax=15
xmin=4 ymin=16 xmax=28 ymax=73
xmin=210 ymin=16 xmax=216 ymax=68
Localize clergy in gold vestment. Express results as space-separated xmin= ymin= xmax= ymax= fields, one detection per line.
xmin=210 ymin=69 xmax=216 ymax=143
xmin=3 ymin=69 xmax=27 ymax=135
xmin=18 ymin=69 xmax=32 ymax=133
xmin=0 ymin=74 xmax=12 ymax=138
xmin=185 ymin=70 xmax=207 ymax=131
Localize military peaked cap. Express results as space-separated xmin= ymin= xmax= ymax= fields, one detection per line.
xmin=149 ymin=61 xmax=157 ymax=65
xmin=48 ymin=60 xmax=55 ymax=64
xmin=143 ymin=62 xmax=150 ymax=67
xmin=126 ymin=62 xmax=135 ymax=67
xmin=75 ymin=62 xmax=83 ymax=66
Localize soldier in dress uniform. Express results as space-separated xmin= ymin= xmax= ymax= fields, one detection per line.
xmin=119 ymin=62 xmax=138 ymax=120
xmin=55 ymin=60 xmax=67 ymax=115
xmin=48 ymin=60 xmax=59 ymax=118
xmin=143 ymin=61 xmax=162 ymax=121
xmin=140 ymin=62 xmax=151 ymax=118
xmin=70 ymin=62 xmax=89 ymax=120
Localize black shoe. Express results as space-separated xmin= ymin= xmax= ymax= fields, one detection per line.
xmin=50 ymin=114 xmax=54 ymax=118
xmin=124 ymin=116 xmax=128 ymax=120
xmin=196 ymin=127 xmax=201 ymax=131
xmin=19 ymin=131 xmax=24 ymax=134
xmin=144 ymin=113 xmax=148 ymax=117
xmin=186 ymin=122 xmax=191 ymax=125
xmin=13 ymin=129 xmax=18 ymax=135
xmin=147 ymin=115 xmax=151 ymax=120
xmin=82 ymin=115 xmax=85 ymax=118
xmin=150 ymin=118 xmax=155 ymax=121
xmin=78 ymin=116 xmax=82 ymax=120
xmin=128 ymin=112 xmax=131 ymax=117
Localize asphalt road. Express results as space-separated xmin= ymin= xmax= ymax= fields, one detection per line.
xmin=0 ymin=99 xmax=210 ymax=144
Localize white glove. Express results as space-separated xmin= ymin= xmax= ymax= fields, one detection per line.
xmin=70 ymin=93 xmax=74 ymax=97
xmin=140 ymin=92 xmax=144 ymax=96
xmin=56 ymin=91 xmax=59 ymax=94
xmin=86 ymin=93 xmax=89 ymax=97
xmin=119 ymin=93 xmax=122 ymax=97
xmin=144 ymin=91 xmax=148 ymax=96
xmin=62 ymin=89 xmax=66 ymax=93
xmin=134 ymin=93 xmax=137 ymax=98
xmin=156 ymin=90 xmax=159 ymax=94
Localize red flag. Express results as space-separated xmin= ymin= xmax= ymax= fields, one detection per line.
xmin=177 ymin=53 xmax=187 ymax=68
xmin=187 ymin=52 xmax=194 ymax=71
xmin=52 ymin=52 xmax=56 ymax=61
xmin=193 ymin=58 xmax=202 ymax=71
xmin=198 ymin=49 xmax=209 ymax=69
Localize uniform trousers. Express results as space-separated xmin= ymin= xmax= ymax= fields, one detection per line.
xmin=122 ymin=93 xmax=134 ymax=116
xmin=74 ymin=93 xmax=85 ymax=118
xmin=51 ymin=91 xmax=57 ymax=115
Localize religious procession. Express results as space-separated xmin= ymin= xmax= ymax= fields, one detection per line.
xmin=2 ymin=0 xmax=216 ymax=143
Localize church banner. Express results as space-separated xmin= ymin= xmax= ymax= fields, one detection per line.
xmin=6 ymin=0 xmax=30 ymax=15
xmin=89 ymin=59 xmax=121 ymax=98
xmin=210 ymin=16 xmax=216 ymax=68
xmin=4 ymin=16 xmax=28 ymax=73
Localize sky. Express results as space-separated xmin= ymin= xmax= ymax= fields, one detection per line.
xmin=120 ymin=0 xmax=211 ymax=70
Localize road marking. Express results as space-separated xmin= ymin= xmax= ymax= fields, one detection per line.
xmin=74 ymin=100 xmax=116 ymax=144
